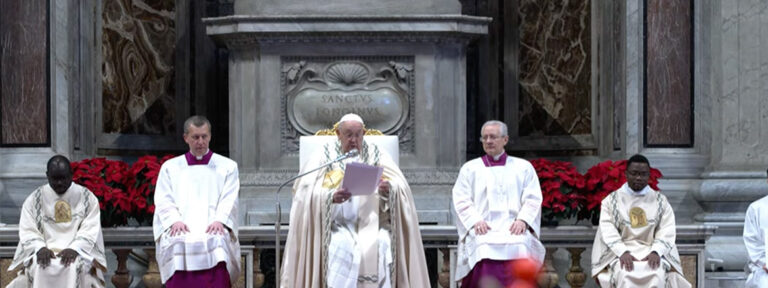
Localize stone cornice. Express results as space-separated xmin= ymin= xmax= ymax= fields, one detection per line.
xmin=203 ymin=15 xmax=491 ymax=47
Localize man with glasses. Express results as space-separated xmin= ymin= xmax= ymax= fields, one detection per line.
xmin=591 ymin=154 xmax=690 ymax=287
xmin=742 ymin=168 xmax=768 ymax=287
xmin=452 ymin=120 xmax=545 ymax=287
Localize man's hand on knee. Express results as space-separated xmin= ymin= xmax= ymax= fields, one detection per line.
xmin=620 ymin=251 xmax=637 ymax=271
xmin=36 ymin=247 xmax=55 ymax=269
xmin=509 ymin=219 xmax=528 ymax=235
xmin=474 ymin=220 xmax=490 ymax=235
xmin=58 ymin=249 xmax=79 ymax=267
xmin=206 ymin=221 xmax=227 ymax=235
xmin=170 ymin=221 xmax=190 ymax=236
xmin=641 ymin=251 xmax=661 ymax=270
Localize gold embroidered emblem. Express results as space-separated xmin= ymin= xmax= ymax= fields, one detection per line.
xmin=322 ymin=169 xmax=344 ymax=189
xmin=629 ymin=207 xmax=647 ymax=228
xmin=54 ymin=200 xmax=71 ymax=223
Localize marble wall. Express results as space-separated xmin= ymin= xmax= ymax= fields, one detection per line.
xmin=101 ymin=0 xmax=176 ymax=135
xmin=645 ymin=0 xmax=693 ymax=146
xmin=518 ymin=0 xmax=591 ymax=137
xmin=0 ymin=0 xmax=49 ymax=145
xmin=714 ymin=0 xmax=768 ymax=167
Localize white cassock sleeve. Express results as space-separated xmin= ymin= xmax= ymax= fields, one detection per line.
xmin=11 ymin=195 xmax=47 ymax=269
xmin=452 ymin=165 xmax=483 ymax=235
xmin=214 ymin=164 xmax=239 ymax=229
xmin=67 ymin=193 xmax=102 ymax=263
xmin=599 ymin=197 xmax=629 ymax=257
xmin=650 ymin=198 xmax=676 ymax=257
xmin=516 ymin=164 xmax=542 ymax=236
xmin=154 ymin=165 xmax=182 ymax=234
xmin=744 ymin=204 xmax=766 ymax=268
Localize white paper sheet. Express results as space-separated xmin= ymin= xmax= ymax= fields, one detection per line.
xmin=342 ymin=162 xmax=384 ymax=196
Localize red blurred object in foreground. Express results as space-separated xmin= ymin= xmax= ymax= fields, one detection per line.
xmin=509 ymin=258 xmax=539 ymax=288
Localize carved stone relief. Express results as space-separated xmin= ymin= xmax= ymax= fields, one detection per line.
xmin=281 ymin=57 xmax=415 ymax=153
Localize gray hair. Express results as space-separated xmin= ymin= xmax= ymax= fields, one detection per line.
xmin=481 ymin=120 xmax=508 ymax=137
xmin=183 ymin=115 xmax=211 ymax=134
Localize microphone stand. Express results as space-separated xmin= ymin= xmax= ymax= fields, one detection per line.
xmin=274 ymin=150 xmax=357 ymax=288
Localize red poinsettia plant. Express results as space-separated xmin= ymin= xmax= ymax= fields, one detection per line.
xmin=71 ymin=158 xmax=132 ymax=227
xmin=530 ymin=159 xmax=586 ymax=223
xmin=530 ymin=158 xmax=664 ymax=225
xmin=125 ymin=155 xmax=174 ymax=225
xmin=71 ymin=155 xmax=172 ymax=227
xmin=580 ymin=160 xmax=663 ymax=224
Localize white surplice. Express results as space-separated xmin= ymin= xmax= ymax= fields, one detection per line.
xmin=591 ymin=183 xmax=691 ymax=288
xmin=452 ymin=155 xmax=546 ymax=281
xmin=744 ymin=195 xmax=768 ymax=287
xmin=152 ymin=153 xmax=241 ymax=284
xmin=7 ymin=183 xmax=106 ymax=288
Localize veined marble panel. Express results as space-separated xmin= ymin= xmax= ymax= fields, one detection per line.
xmin=101 ymin=0 xmax=176 ymax=135
xmin=0 ymin=0 xmax=48 ymax=145
xmin=518 ymin=0 xmax=591 ymax=137
xmin=645 ymin=0 xmax=693 ymax=146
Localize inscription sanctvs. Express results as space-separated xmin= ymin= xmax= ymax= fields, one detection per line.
xmin=320 ymin=94 xmax=375 ymax=104
xmin=282 ymin=58 xmax=415 ymax=152
xmin=292 ymin=88 xmax=403 ymax=134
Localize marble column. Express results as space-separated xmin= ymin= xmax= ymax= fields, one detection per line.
xmin=694 ymin=0 xmax=768 ymax=272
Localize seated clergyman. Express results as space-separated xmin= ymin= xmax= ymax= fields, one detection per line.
xmin=280 ymin=113 xmax=429 ymax=288
xmin=591 ymin=154 xmax=690 ymax=288
xmin=7 ymin=155 xmax=107 ymax=288
xmin=742 ymin=168 xmax=768 ymax=287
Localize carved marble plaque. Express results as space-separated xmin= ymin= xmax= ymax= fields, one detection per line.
xmin=282 ymin=57 xmax=415 ymax=153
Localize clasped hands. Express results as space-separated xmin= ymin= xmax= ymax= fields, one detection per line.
xmin=332 ymin=180 xmax=391 ymax=204
xmin=169 ymin=221 xmax=228 ymax=236
xmin=619 ymin=251 xmax=661 ymax=271
xmin=473 ymin=219 xmax=529 ymax=235
xmin=36 ymin=247 xmax=78 ymax=268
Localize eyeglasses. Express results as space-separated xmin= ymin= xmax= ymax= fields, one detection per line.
xmin=479 ymin=135 xmax=503 ymax=142
xmin=626 ymin=171 xmax=650 ymax=177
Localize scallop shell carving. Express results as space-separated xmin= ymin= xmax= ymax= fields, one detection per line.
xmin=325 ymin=63 xmax=369 ymax=86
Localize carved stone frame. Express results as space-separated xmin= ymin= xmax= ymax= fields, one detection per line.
xmin=280 ymin=56 xmax=416 ymax=154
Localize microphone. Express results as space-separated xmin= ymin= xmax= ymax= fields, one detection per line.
xmin=335 ymin=148 xmax=359 ymax=161
xmin=273 ymin=147 xmax=360 ymax=286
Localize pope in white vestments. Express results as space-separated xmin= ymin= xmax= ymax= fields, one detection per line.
xmin=591 ymin=154 xmax=691 ymax=288
xmin=281 ymin=114 xmax=429 ymax=288
xmin=452 ymin=120 xmax=545 ymax=287
xmin=7 ymin=155 xmax=107 ymax=288
xmin=152 ymin=116 xmax=241 ymax=287
xmin=743 ymin=169 xmax=768 ymax=288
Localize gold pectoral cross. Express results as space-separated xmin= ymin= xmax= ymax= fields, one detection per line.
xmin=323 ymin=169 xmax=344 ymax=189
xmin=629 ymin=207 xmax=647 ymax=228
xmin=54 ymin=200 xmax=72 ymax=223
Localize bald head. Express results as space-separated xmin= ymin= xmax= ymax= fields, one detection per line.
xmin=46 ymin=155 xmax=72 ymax=195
